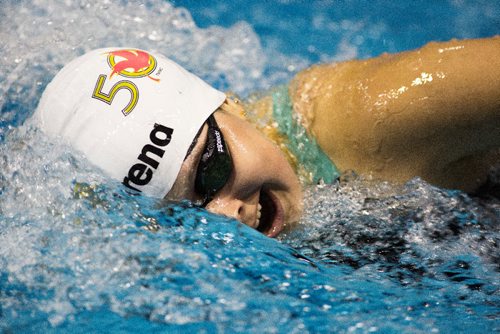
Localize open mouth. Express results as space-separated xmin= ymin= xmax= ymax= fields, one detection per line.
xmin=257 ymin=189 xmax=285 ymax=238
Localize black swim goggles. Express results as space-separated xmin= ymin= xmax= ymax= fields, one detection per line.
xmin=194 ymin=115 xmax=233 ymax=207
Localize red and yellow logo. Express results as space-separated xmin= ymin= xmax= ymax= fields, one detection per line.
xmin=107 ymin=49 xmax=159 ymax=81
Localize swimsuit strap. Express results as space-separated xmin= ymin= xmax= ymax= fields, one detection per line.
xmin=272 ymin=85 xmax=340 ymax=184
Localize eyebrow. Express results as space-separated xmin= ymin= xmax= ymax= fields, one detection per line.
xmin=164 ymin=125 xmax=207 ymax=201
xmin=184 ymin=122 xmax=205 ymax=160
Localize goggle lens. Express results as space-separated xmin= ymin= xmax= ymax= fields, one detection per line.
xmin=194 ymin=115 xmax=233 ymax=206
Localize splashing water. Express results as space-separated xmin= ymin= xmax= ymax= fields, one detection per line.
xmin=1 ymin=0 xmax=499 ymax=333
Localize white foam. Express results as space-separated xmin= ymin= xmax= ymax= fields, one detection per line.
xmin=0 ymin=0 xmax=304 ymax=119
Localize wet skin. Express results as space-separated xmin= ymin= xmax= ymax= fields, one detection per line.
xmin=166 ymin=37 xmax=500 ymax=235
xmin=166 ymin=108 xmax=303 ymax=237
xmin=291 ymin=37 xmax=500 ymax=192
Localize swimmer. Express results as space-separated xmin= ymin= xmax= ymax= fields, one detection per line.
xmin=35 ymin=37 xmax=500 ymax=237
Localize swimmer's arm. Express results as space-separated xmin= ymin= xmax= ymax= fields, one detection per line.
xmin=291 ymin=36 xmax=500 ymax=191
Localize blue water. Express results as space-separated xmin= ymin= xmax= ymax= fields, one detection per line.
xmin=1 ymin=1 xmax=499 ymax=333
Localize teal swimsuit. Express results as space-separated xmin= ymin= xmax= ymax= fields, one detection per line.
xmin=272 ymin=85 xmax=340 ymax=184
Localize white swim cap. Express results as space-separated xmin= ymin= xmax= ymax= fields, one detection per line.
xmin=35 ymin=48 xmax=226 ymax=197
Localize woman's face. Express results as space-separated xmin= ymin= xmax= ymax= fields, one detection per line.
xmin=166 ymin=109 xmax=303 ymax=237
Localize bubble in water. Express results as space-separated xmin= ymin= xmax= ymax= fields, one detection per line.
xmin=0 ymin=1 xmax=499 ymax=333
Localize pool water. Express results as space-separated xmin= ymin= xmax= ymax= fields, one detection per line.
xmin=1 ymin=1 xmax=499 ymax=333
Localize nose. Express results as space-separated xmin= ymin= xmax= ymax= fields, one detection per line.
xmin=205 ymin=197 xmax=257 ymax=228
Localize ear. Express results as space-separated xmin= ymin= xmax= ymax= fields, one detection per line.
xmin=219 ymin=96 xmax=246 ymax=118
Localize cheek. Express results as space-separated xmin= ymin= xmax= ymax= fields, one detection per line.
xmin=222 ymin=115 xmax=296 ymax=182
xmin=248 ymin=141 xmax=283 ymax=170
xmin=264 ymin=142 xmax=293 ymax=170
xmin=231 ymin=143 xmax=278 ymax=184
xmin=257 ymin=144 xmax=296 ymax=183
